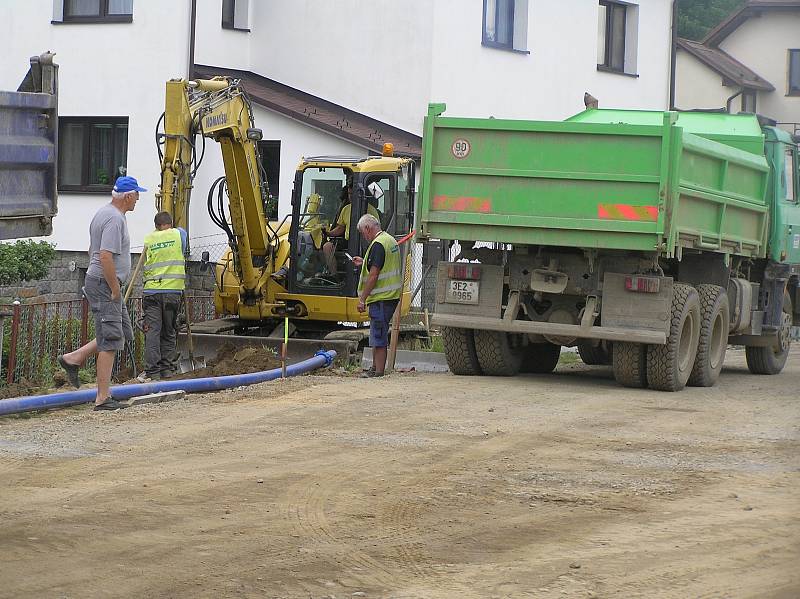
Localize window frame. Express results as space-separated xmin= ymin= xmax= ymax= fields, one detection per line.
xmin=597 ymin=0 xmax=627 ymax=74
xmin=57 ymin=116 xmax=129 ymax=193
xmin=741 ymin=90 xmax=757 ymax=113
xmin=59 ymin=0 xmax=133 ymax=24
xmin=222 ymin=0 xmax=250 ymax=32
xmin=789 ymin=49 xmax=800 ymax=97
xmin=482 ymin=0 xmax=515 ymax=51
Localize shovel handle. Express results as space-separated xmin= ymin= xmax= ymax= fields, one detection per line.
xmin=124 ymin=249 xmax=147 ymax=303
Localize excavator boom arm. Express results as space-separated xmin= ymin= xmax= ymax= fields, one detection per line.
xmin=158 ymin=77 xmax=271 ymax=299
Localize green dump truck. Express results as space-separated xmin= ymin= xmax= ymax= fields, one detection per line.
xmin=418 ymin=104 xmax=800 ymax=391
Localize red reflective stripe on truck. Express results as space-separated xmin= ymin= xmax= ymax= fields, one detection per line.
xmin=597 ymin=203 xmax=658 ymax=222
xmin=433 ymin=195 xmax=492 ymax=213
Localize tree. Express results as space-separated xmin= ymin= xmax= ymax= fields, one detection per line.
xmin=677 ymin=0 xmax=746 ymax=41
xmin=0 ymin=240 xmax=57 ymax=286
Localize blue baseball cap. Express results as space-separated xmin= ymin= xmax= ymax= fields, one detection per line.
xmin=113 ymin=176 xmax=147 ymax=193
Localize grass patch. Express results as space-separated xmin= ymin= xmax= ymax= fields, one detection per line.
xmin=558 ymin=351 xmax=580 ymax=365
xmin=425 ymin=335 xmax=444 ymax=353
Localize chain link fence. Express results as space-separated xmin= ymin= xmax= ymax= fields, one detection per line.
xmin=1 ymin=295 xmax=216 ymax=388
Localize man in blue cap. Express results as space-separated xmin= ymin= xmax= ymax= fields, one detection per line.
xmin=58 ymin=176 xmax=145 ymax=411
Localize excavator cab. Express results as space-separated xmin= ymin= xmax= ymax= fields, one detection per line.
xmin=287 ymin=155 xmax=415 ymax=306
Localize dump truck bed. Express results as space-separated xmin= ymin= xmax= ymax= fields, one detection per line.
xmin=0 ymin=53 xmax=58 ymax=240
xmin=418 ymin=104 xmax=769 ymax=258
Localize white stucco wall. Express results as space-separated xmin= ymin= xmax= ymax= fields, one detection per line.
xmin=245 ymin=0 xmax=435 ymax=135
xmin=674 ymin=48 xmax=735 ymax=111
xmin=427 ymin=0 xmax=672 ymax=122
xmin=193 ymin=0 xmax=251 ymax=72
xmin=718 ymin=10 xmax=800 ymax=124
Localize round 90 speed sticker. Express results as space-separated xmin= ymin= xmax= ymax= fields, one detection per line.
xmin=451 ymin=138 xmax=471 ymax=159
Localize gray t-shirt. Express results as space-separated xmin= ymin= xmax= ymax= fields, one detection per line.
xmin=86 ymin=203 xmax=131 ymax=283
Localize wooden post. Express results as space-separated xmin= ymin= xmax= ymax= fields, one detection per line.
xmin=6 ymin=302 xmax=21 ymax=384
xmin=386 ymin=242 xmax=410 ymax=373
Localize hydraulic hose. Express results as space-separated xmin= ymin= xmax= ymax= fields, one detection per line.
xmin=0 ymin=350 xmax=336 ymax=417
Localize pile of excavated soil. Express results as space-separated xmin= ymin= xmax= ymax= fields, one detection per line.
xmin=0 ymin=381 xmax=42 ymax=400
xmin=166 ymin=343 xmax=283 ymax=380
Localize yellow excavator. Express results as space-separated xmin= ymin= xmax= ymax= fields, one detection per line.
xmin=156 ymin=76 xmax=415 ymax=336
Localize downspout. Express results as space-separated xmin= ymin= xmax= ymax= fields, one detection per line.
xmin=188 ymin=0 xmax=197 ymax=79
xmin=726 ymin=89 xmax=743 ymax=113
xmin=669 ymin=0 xmax=677 ymax=110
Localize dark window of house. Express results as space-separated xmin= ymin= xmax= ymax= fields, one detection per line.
xmin=63 ymin=0 xmax=133 ymax=22
xmin=790 ymin=49 xmax=800 ymax=95
xmin=598 ymin=1 xmax=626 ymax=72
xmin=259 ymin=140 xmax=280 ymax=219
xmin=58 ymin=117 xmax=128 ymax=192
xmin=222 ymin=0 xmax=235 ymax=29
xmin=482 ymin=0 xmax=515 ymax=50
xmin=741 ymin=90 xmax=757 ymax=113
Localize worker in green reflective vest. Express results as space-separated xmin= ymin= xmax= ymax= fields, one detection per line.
xmin=138 ymin=211 xmax=187 ymax=382
xmin=353 ymin=213 xmax=402 ymax=378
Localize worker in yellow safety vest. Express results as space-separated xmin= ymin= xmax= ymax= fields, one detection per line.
xmin=138 ymin=211 xmax=187 ymax=382
xmin=352 ymin=213 xmax=402 ymax=378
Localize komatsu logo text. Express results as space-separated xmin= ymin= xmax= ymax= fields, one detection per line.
xmin=205 ymin=113 xmax=228 ymax=128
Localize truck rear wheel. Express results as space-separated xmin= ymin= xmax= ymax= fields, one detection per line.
xmin=474 ymin=330 xmax=523 ymax=376
xmin=441 ymin=327 xmax=482 ymax=376
xmin=612 ymin=342 xmax=648 ymax=388
xmin=745 ymin=290 xmax=792 ymax=375
xmin=520 ymin=343 xmax=561 ymax=373
xmin=688 ymin=284 xmax=729 ymax=387
xmin=647 ymin=283 xmax=701 ymax=391
xmin=577 ymin=340 xmax=612 ymax=365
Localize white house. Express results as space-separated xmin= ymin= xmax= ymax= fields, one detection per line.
xmin=675 ymin=0 xmax=800 ymax=135
xmin=1 ymin=0 xmax=674 ymax=259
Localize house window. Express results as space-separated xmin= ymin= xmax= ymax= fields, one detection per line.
xmin=58 ymin=117 xmax=128 ymax=192
xmin=482 ymin=0 xmax=528 ymax=52
xmin=598 ymin=1 xmax=628 ymax=72
xmin=259 ymin=140 xmax=281 ymax=219
xmin=789 ymin=49 xmax=800 ymax=96
xmin=483 ymin=0 xmax=514 ymax=50
xmin=60 ymin=0 xmax=133 ymax=22
xmin=222 ymin=0 xmax=249 ymax=31
xmin=741 ymin=90 xmax=757 ymax=113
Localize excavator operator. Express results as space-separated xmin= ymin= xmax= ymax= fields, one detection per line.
xmin=321 ymin=183 xmax=378 ymax=276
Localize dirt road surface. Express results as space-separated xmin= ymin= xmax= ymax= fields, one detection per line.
xmin=1 ymin=348 xmax=798 ymax=598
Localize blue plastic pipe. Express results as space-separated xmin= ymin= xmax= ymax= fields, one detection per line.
xmin=0 ymin=350 xmax=336 ymax=417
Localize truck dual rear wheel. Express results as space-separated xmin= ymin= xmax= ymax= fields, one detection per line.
xmin=612 ymin=342 xmax=648 ymax=388
xmin=577 ymin=340 xmax=612 ymax=365
xmin=647 ymin=283 xmax=701 ymax=392
xmin=520 ymin=343 xmax=561 ymax=373
xmin=474 ymin=330 xmax=523 ymax=376
xmin=441 ymin=327 xmax=482 ymax=376
xmin=688 ymin=284 xmax=730 ymax=387
xmin=746 ymin=290 xmax=793 ymax=375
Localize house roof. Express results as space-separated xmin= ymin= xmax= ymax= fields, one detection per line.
xmin=676 ymin=38 xmax=775 ymax=91
xmin=703 ymin=0 xmax=800 ymax=47
xmin=193 ymin=64 xmax=422 ymax=158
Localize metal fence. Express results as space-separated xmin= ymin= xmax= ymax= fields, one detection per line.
xmin=1 ymin=295 xmax=216 ymax=387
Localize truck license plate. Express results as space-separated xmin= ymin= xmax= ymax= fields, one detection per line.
xmin=446 ymin=280 xmax=479 ymax=304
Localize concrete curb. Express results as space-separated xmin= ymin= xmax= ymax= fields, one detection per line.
xmin=362 ymin=349 xmax=449 ymax=373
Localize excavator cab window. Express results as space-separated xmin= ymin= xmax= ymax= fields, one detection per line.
xmin=289 ymin=165 xmax=358 ymax=295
